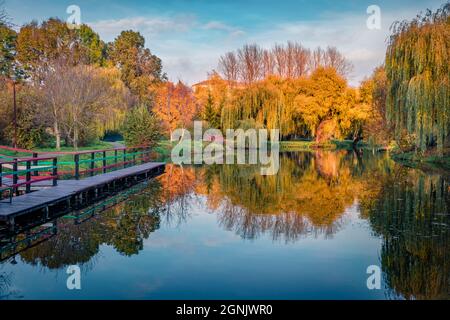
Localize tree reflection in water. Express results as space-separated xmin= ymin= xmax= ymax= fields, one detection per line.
xmin=0 ymin=269 xmax=11 ymax=298
xmin=18 ymin=180 xmax=164 ymax=269
xmin=1 ymin=150 xmax=448 ymax=299
xmin=362 ymin=168 xmax=450 ymax=300
xmin=198 ymin=151 xmax=391 ymax=242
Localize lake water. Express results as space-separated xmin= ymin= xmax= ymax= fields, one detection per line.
xmin=0 ymin=151 xmax=449 ymax=300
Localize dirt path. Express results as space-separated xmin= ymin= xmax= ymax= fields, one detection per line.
xmin=109 ymin=141 xmax=125 ymax=148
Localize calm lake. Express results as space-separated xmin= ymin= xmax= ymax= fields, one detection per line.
xmin=1 ymin=151 xmax=449 ymax=300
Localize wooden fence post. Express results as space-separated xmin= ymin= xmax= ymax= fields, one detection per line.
xmin=26 ymin=160 xmax=31 ymax=193
xmin=103 ymin=151 xmax=107 ymax=173
xmin=74 ymin=154 xmax=80 ymax=180
xmin=33 ymin=153 xmax=38 ymax=176
xmin=13 ymin=159 xmax=18 ymax=196
xmin=90 ymin=152 xmax=95 ymax=177
xmin=52 ymin=157 xmax=58 ymax=186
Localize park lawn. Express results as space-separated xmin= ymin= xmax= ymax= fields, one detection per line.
xmin=36 ymin=141 xmax=121 ymax=176
xmin=0 ymin=141 xmax=154 ymax=179
xmin=0 ymin=141 xmax=115 ymax=158
xmin=34 ymin=140 xmax=115 ymax=153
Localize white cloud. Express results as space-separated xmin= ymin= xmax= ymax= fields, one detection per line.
xmin=202 ymin=21 xmax=234 ymax=31
xmin=245 ymin=8 xmax=427 ymax=86
xmin=87 ymin=7 xmax=432 ymax=86
xmin=202 ymin=20 xmax=246 ymax=38
xmin=89 ymin=15 xmax=197 ymax=41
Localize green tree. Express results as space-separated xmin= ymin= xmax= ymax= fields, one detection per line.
xmin=0 ymin=24 xmax=17 ymax=76
xmin=78 ymin=24 xmax=106 ymax=65
xmin=385 ymin=3 xmax=450 ymax=155
xmin=108 ymin=30 xmax=165 ymax=102
xmin=40 ymin=64 xmax=129 ymax=149
xmin=122 ymin=104 xmax=162 ymax=147
xmin=3 ymin=86 xmax=49 ymax=148
xmin=16 ymin=19 xmax=105 ymax=76
xmin=202 ymin=91 xmax=221 ymax=128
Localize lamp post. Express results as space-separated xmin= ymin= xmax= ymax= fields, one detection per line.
xmin=13 ymin=79 xmax=17 ymax=148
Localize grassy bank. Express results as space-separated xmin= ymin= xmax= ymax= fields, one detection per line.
xmin=390 ymin=151 xmax=450 ymax=171
xmin=280 ymin=140 xmax=334 ymax=151
xmin=153 ymin=139 xmax=377 ymax=157
xmin=0 ymin=141 xmax=116 ymax=158
xmin=279 ymin=139 xmax=384 ymax=152
xmin=34 ymin=141 xmax=115 ymax=153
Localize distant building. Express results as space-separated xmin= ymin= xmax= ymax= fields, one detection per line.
xmin=192 ymin=80 xmax=215 ymax=91
xmin=192 ymin=79 xmax=243 ymax=92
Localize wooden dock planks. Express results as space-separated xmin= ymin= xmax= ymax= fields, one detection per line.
xmin=0 ymin=162 xmax=165 ymax=221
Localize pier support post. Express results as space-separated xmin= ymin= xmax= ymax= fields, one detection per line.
xmin=45 ymin=206 xmax=50 ymax=220
xmin=8 ymin=217 xmax=15 ymax=232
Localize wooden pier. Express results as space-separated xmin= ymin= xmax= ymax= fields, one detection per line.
xmin=0 ymin=162 xmax=165 ymax=227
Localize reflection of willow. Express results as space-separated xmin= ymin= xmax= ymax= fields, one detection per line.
xmin=18 ymin=180 xmax=164 ymax=269
xmin=363 ymin=167 xmax=450 ymax=299
xmin=0 ymin=270 xmax=11 ymax=298
xmin=219 ymin=203 xmax=321 ymax=241
xmin=200 ymin=151 xmax=387 ymax=241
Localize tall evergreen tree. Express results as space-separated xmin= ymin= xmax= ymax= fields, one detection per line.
xmin=203 ymin=91 xmax=221 ymax=128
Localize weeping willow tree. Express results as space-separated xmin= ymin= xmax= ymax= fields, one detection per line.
xmin=386 ymin=3 xmax=450 ymax=155
xmin=220 ymin=70 xmax=366 ymax=141
xmin=221 ymin=81 xmax=285 ymax=136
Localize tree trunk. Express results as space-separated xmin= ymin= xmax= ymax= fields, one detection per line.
xmin=315 ymin=119 xmax=336 ymax=144
xmin=54 ymin=121 xmax=61 ymax=150
xmin=352 ymin=126 xmax=362 ymax=149
xmin=352 ymin=135 xmax=361 ymax=149
xmin=73 ymin=125 xmax=79 ymax=150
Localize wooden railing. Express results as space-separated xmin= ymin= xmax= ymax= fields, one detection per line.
xmin=0 ymin=145 xmax=152 ymax=181
xmin=53 ymin=146 xmax=152 ymax=180
xmin=0 ymin=156 xmax=58 ymax=198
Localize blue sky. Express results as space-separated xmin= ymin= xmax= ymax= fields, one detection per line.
xmin=5 ymin=0 xmax=446 ymax=85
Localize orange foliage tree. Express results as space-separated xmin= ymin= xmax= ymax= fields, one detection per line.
xmin=153 ymin=81 xmax=198 ymax=138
